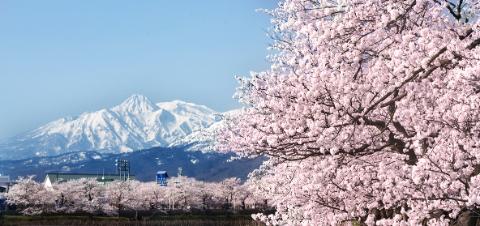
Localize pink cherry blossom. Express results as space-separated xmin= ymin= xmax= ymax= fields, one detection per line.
xmin=219 ymin=0 xmax=480 ymax=225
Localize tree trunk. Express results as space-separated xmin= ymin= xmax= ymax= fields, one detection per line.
xmin=451 ymin=210 xmax=479 ymax=226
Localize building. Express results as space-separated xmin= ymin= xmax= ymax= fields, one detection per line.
xmin=156 ymin=171 xmax=168 ymax=186
xmin=44 ymin=172 xmax=135 ymax=189
xmin=0 ymin=175 xmax=11 ymax=193
xmin=0 ymin=175 xmax=10 ymax=213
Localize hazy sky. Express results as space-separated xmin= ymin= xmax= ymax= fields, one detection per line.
xmin=0 ymin=0 xmax=276 ymax=139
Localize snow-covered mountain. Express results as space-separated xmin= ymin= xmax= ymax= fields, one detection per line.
xmin=169 ymin=120 xmax=223 ymax=152
xmin=170 ymin=110 xmax=240 ymax=152
xmin=0 ymin=94 xmax=221 ymax=160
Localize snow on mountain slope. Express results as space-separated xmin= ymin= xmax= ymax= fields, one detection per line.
xmin=170 ymin=120 xmax=223 ymax=152
xmin=0 ymin=94 xmax=219 ymax=160
xmin=170 ymin=110 xmax=241 ymax=152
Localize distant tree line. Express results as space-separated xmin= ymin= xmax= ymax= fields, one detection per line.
xmin=5 ymin=176 xmax=270 ymax=216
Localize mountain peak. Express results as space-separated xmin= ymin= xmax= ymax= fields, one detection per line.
xmin=114 ymin=94 xmax=158 ymax=113
xmin=0 ymin=94 xmax=222 ymax=160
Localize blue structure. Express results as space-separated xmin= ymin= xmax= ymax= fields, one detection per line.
xmin=156 ymin=171 xmax=168 ymax=186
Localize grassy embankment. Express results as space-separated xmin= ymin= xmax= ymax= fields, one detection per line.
xmin=0 ymin=213 xmax=265 ymax=226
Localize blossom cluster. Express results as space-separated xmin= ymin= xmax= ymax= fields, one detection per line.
xmin=6 ymin=176 xmax=266 ymax=216
xmin=220 ymin=0 xmax=480 ymax=225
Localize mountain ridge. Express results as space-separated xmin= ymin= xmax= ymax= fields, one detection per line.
xmin=0 ymin=95 xmax=222 ymax=160
xmin=0 ymin=146 xmax=263 ymax=182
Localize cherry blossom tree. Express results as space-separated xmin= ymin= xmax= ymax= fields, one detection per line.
xmin=191 ymin=180 xmax=217 ymax=210
xmin=52 ymin=178 xmax=104 ymax=214
xmin=233 ymin=183 xmax=252 ymax=211
xmin=6 ymin=176 xmax=55 ymax=215
xmin=220 ymin=0 xmax=480 ymax=225
xmin=213 ymin=178 xmax=241 ymax=210
xmin=6 ymin=176 xmax=260 ymax=216
xmin=133 ymin=182 xmax=168 ymax=211
xmin=77 ymin=178 xmax=106 ymax=214
xmin=104 ymin=180 xmax=139 ymax=215
xmin=170 ymin=176 xmax=206 ymax=210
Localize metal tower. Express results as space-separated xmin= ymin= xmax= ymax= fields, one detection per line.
xmin=115 ymin=159 xmax=130 ymax=181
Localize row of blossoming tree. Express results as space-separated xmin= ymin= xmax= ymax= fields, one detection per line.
xmin=5 ymin=176 xmax=268 ymax=216
xmin=219 ymin=0 xmax=480 ymax=225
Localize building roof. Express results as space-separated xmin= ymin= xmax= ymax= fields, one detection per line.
xmin=0 ymin=176 xmax=10 ymax=187
xmin=157 ymin=171 xmax=168 ymax=177
xmin=45 ymin=172 xmax=135 ymax=183
xmin=0 ymin=176 xmax=9 ymax=183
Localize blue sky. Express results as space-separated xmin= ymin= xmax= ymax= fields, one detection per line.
xmin=0 ymin=0 xmax=276 ymax=139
